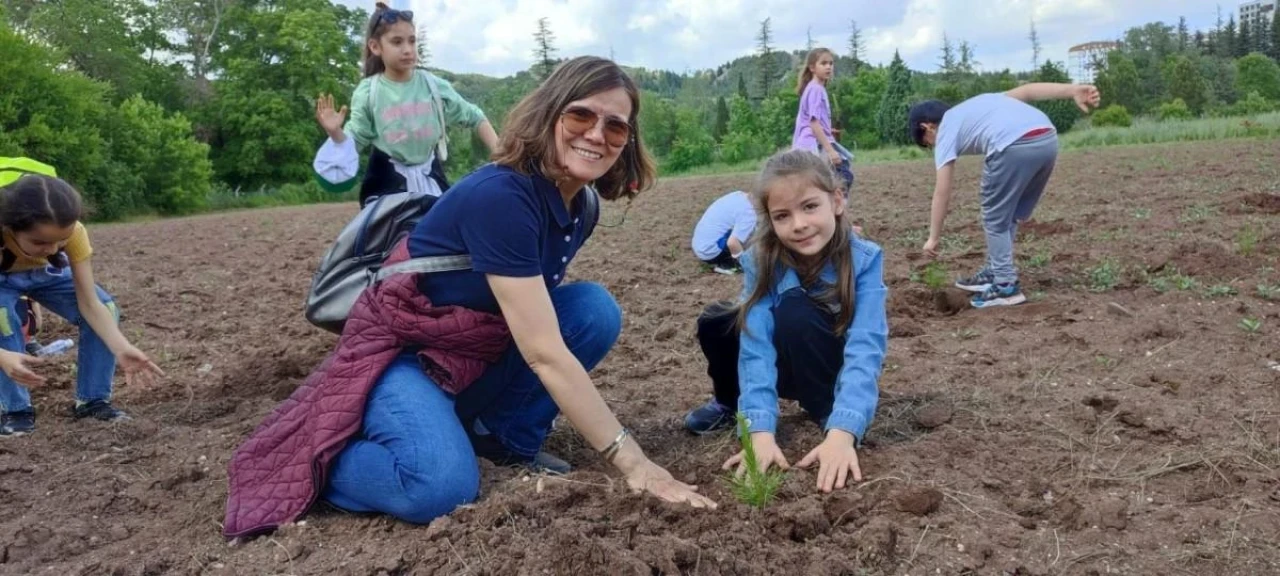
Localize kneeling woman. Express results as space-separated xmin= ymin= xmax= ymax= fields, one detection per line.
xmin=224 ymin=57 xmax=713 ymax=538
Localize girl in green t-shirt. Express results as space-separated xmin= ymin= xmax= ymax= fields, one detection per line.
xmin=312 ymin=2 xmax=499 ymax=206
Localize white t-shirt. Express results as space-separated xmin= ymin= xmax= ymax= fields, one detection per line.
xmin=934 ymin=93 xmax=1054 ymax=170
xmin=691 ymin=191 xmax=756 ymax=260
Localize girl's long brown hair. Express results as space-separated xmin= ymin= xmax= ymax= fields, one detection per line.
xmin=795 ymin=48 xmax=835 ymax=95
xmin=491 ymin=56 xmax=656 ymax=200
xmin=738 ymin=149 xmax=856 ymax=336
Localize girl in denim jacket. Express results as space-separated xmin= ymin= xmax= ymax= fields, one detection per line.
xmin=684 ymin=149 xmax=888 ymax=493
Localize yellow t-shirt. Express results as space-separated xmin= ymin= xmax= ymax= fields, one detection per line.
xmin=1 ymin=222 xmax=93 ymax=271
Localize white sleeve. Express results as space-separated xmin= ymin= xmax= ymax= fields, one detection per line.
xmin=313 ymin=137 xmax=359 ymax=187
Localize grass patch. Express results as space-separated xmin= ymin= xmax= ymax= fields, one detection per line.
xmin=1236 ymin=225 xmax=1261 ymax=256
xmin=1086 ymin=259 xmax=1122 ymax=292
xmin=910 ymin=262 xmax=949 ymax=290
xmin=726 ymin=413 xmax=786 ymax=509
xmin=1062 ymin=112 xmax=1280 ymax=149
xmin=1146 ymin=267 xmax=1199 ymax=294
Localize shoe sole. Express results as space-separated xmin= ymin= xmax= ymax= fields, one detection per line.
xmin=0 ymin=430 xmax=32 ymax=437
xmin=955 ymin=281 xmax=992 ymax=293
xmin=971 ymin=293 xmax=1028 ymax=308
xmin=712 ymin=268 xmax=737 ymax=275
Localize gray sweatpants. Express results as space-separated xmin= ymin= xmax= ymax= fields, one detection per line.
xmin=980 ymin=132 xmax=1058 ymax=285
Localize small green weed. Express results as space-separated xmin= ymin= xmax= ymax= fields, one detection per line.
xmin=952 ymin=328 xmax=979 ymax=341
xmin=1087 ymin=260 xmax=1122 ymax=292
xmin=1131 ymin=208 xmax=1152 ymax=220
xmin=726 ymin=413 xmax=786 ymax=509
xmin=1025 ymin=250 xmax=1053 ymax=269
xmin=1258 ymin=283 xmax=1280 ymax=301
xmin=1203 ymin=285 xmax=1238 ymax=299
xmin=1095 ymin=355 xmax=1118 ymax=369
xmin=1146 ymin=267 xmax=1198 ymax=294
xmin=1178 ymin=204 xmax=1219 ymax=223
xmin=1236 ymin=225 xmax=1261 ymax=256
xmin=1239 ymin=317 xmax=1262 ymax=334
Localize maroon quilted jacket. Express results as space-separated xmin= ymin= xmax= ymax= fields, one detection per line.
xmin=222 ymin=240 xmax=511 ymax=539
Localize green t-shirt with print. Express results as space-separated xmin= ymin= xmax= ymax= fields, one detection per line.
xmin=344 ymin=70 xmax=486 ymax=166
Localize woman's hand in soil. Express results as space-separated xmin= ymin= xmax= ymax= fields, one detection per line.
xmin=0 ymin=350 xmax=46 ymax=387
xmin=723 ymin=432 xmax=790 ymax=476
xmin=624 ymin=459 xmax=718 ymax=509
xmin=116 ymin=345 xmax=165 ymax=387
xmin=315 ymin=94 xmax=348 ymax=141
xmin=797 ymin=429 xmax=863 ymax=493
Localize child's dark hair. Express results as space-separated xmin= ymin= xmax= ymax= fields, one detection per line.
xmin=0 ymin=174 xmax=83 ymax=232
xmin=907 ymin=100 xmax=951 ymax=147
xmin=362 ymin=2 xmax=414 ymax=77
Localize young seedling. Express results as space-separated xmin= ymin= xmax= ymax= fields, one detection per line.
xmin=1239 ymin=317 xmax=1262 ymax=334
xmin=726 ymin=412 xmax=786 ymax=509
xmin=1087 ymin=260 xmax=1121 ymax=292
xmin=1203 ymin=285 xmax=1238 ymax=299
xmin=1258 ymin=283 xmax=1280 ymax=301
xmin=911 ymin=262 xmax=949 ymax=291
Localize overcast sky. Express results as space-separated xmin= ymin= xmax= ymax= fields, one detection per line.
xmin=345 ymin=0 xmax=1228 ymax=77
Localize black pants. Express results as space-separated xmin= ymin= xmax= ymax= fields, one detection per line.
xmin=359 ymin=149 xmax=452 ymax=208
xmin=703 ymin=248 xmax=739 ymax=269
xmin=697 ymin=288 xmax=845 ymax=425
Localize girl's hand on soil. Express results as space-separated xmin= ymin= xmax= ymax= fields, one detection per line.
xmin=922 ymin=237 xmax=941 ymax=258
xmin=315 ymin=94 xmax=348 ymax=140
xmin=624 ymin=458 xmax=718 ymax=509
xmin=1073 ymin=85 xmax=1101 ymax=113
xmin=0 ymin=350 xmax=46 ymax=387
xmin=117 ymin=345 xmax=165 ymax=387
xmin=796 ymin=429 xmax=863 ymax=493
xmin=723 ymin=432 xmax=790 ymax=476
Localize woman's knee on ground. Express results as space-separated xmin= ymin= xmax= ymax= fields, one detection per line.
xmin=391 ymin=451 xmax=481 ymax=525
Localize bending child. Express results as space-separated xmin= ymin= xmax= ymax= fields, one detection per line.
xmin=0 ymin=175 xmax=164 ymax=437
xmin=691 ymin=190 xmax=756 ymax=274
xmin=684 ymin=149 xmax=888 ymax=493
xmin=908 ymin=82 xmax=1099 ymax=308
xmin=313 ymin=3 xmax=499 ymax=206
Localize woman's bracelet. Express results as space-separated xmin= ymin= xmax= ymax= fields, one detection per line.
xmin=601 ymin=427 xmax=630 ymax=463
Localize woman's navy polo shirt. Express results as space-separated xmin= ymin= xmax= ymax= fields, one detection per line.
xmin=406 ymin=163 xmax=592 ymax=315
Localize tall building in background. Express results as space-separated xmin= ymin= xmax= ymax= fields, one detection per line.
xmin=1240 ymin=0 xmax=1276 ymax=29
xmin=1068 ymin=41 xmax=1120 ymax=84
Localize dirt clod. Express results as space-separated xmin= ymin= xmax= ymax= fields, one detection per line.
xmin=895 ymin=487 xmax=944 ymax=516
xmin=915 ymin=405 xmax=954 ymax=429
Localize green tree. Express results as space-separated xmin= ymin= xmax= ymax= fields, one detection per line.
xmin=1200 ymin=55 xmax=1239 ymax=106
xmin=847 ymin=20 xmax=866 ymax=74
xmin=755 ymin=17 xmax=775 ymax=100
xmin=877 ymin=51 xmax=912 ymax=145
xmin=830 ymin=68 xmax=886 ymax=149
xmin=1272 ymin=9 xmax=1280 ymax=61
xmin=1166 ymin=54 xmax=1209 ymax=114
xmin=666 ymin=108 xmax=715 ymax=172
xmin=638 ymin=91 xmax=678 ymax=158
xmin=713 ymin=95 xmax=730 ymax=143
xmin=105 ymin=95 xmax=213 ymax=215
xmin=1236 ymin=52 xmax=1280 ymax=101
xmin=533 ymin=17 xmax=557 ymax=80
xmin=1091 ymin=104 xmax=1132 ymax=127
xmin=1029 ymin=18 xmax=1042 ymax=68
xmin=1094 ymin=51 xmax=1144 ymax=113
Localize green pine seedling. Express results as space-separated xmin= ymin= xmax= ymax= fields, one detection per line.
xmin=726 ymin=412 xmax=786 ymax=509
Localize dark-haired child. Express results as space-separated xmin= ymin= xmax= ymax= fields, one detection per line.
xmin=312 ymin=2 xmax=499 ymax=206
xmin=0 ymin=175 xmax=164 ymax=436
xmin=908 ymin=83 xmax=1099 ymax=308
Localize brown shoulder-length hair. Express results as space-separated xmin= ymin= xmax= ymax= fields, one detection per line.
xmin=738 ymin=149 xmax=856 ymax=336
xmin=491 ymin=56 xmax=656 ymax=200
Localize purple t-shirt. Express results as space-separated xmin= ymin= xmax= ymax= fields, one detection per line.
xmin=792 ymin=80 xmax=833 ymax=152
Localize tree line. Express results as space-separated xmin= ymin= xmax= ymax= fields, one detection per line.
xmin=2 ymin=0 xmax=1278 ymax=221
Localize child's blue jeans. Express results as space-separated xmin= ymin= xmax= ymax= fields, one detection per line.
xmin=0 ymin=265 xmax=118 ymax=413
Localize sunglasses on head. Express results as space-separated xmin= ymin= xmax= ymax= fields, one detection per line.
xmin=378 ymin=8 xmax=413 ymax=25
xmin=560 ymin=106 xmax=632 ymax=148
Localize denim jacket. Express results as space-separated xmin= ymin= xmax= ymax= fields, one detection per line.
xmin=737 ymin=235 xmax=889 ymax=442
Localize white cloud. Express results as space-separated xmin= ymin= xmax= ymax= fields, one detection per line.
xmin=332 ymin=0 xmax=1226 ymax=77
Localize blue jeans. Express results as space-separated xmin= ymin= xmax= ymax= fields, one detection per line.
xmin=322 ymin=282 xmax=622 ymax=524
xmin=0 ymin=265 xmax=118 ymax=413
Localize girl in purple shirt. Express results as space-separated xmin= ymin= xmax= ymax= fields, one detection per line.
xmin=792 ymin=48 xmax=854 ymax=193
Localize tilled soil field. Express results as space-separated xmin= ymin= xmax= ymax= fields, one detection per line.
xmin=2 ymin=139 xmax=1279 ymax=575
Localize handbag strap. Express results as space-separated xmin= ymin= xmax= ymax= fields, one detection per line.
xmin=373 ymin=254 xmax=472 ymax=282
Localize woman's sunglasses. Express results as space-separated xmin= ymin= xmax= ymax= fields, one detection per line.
xmin=560 ymin=106 xmax=632 ymax=148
